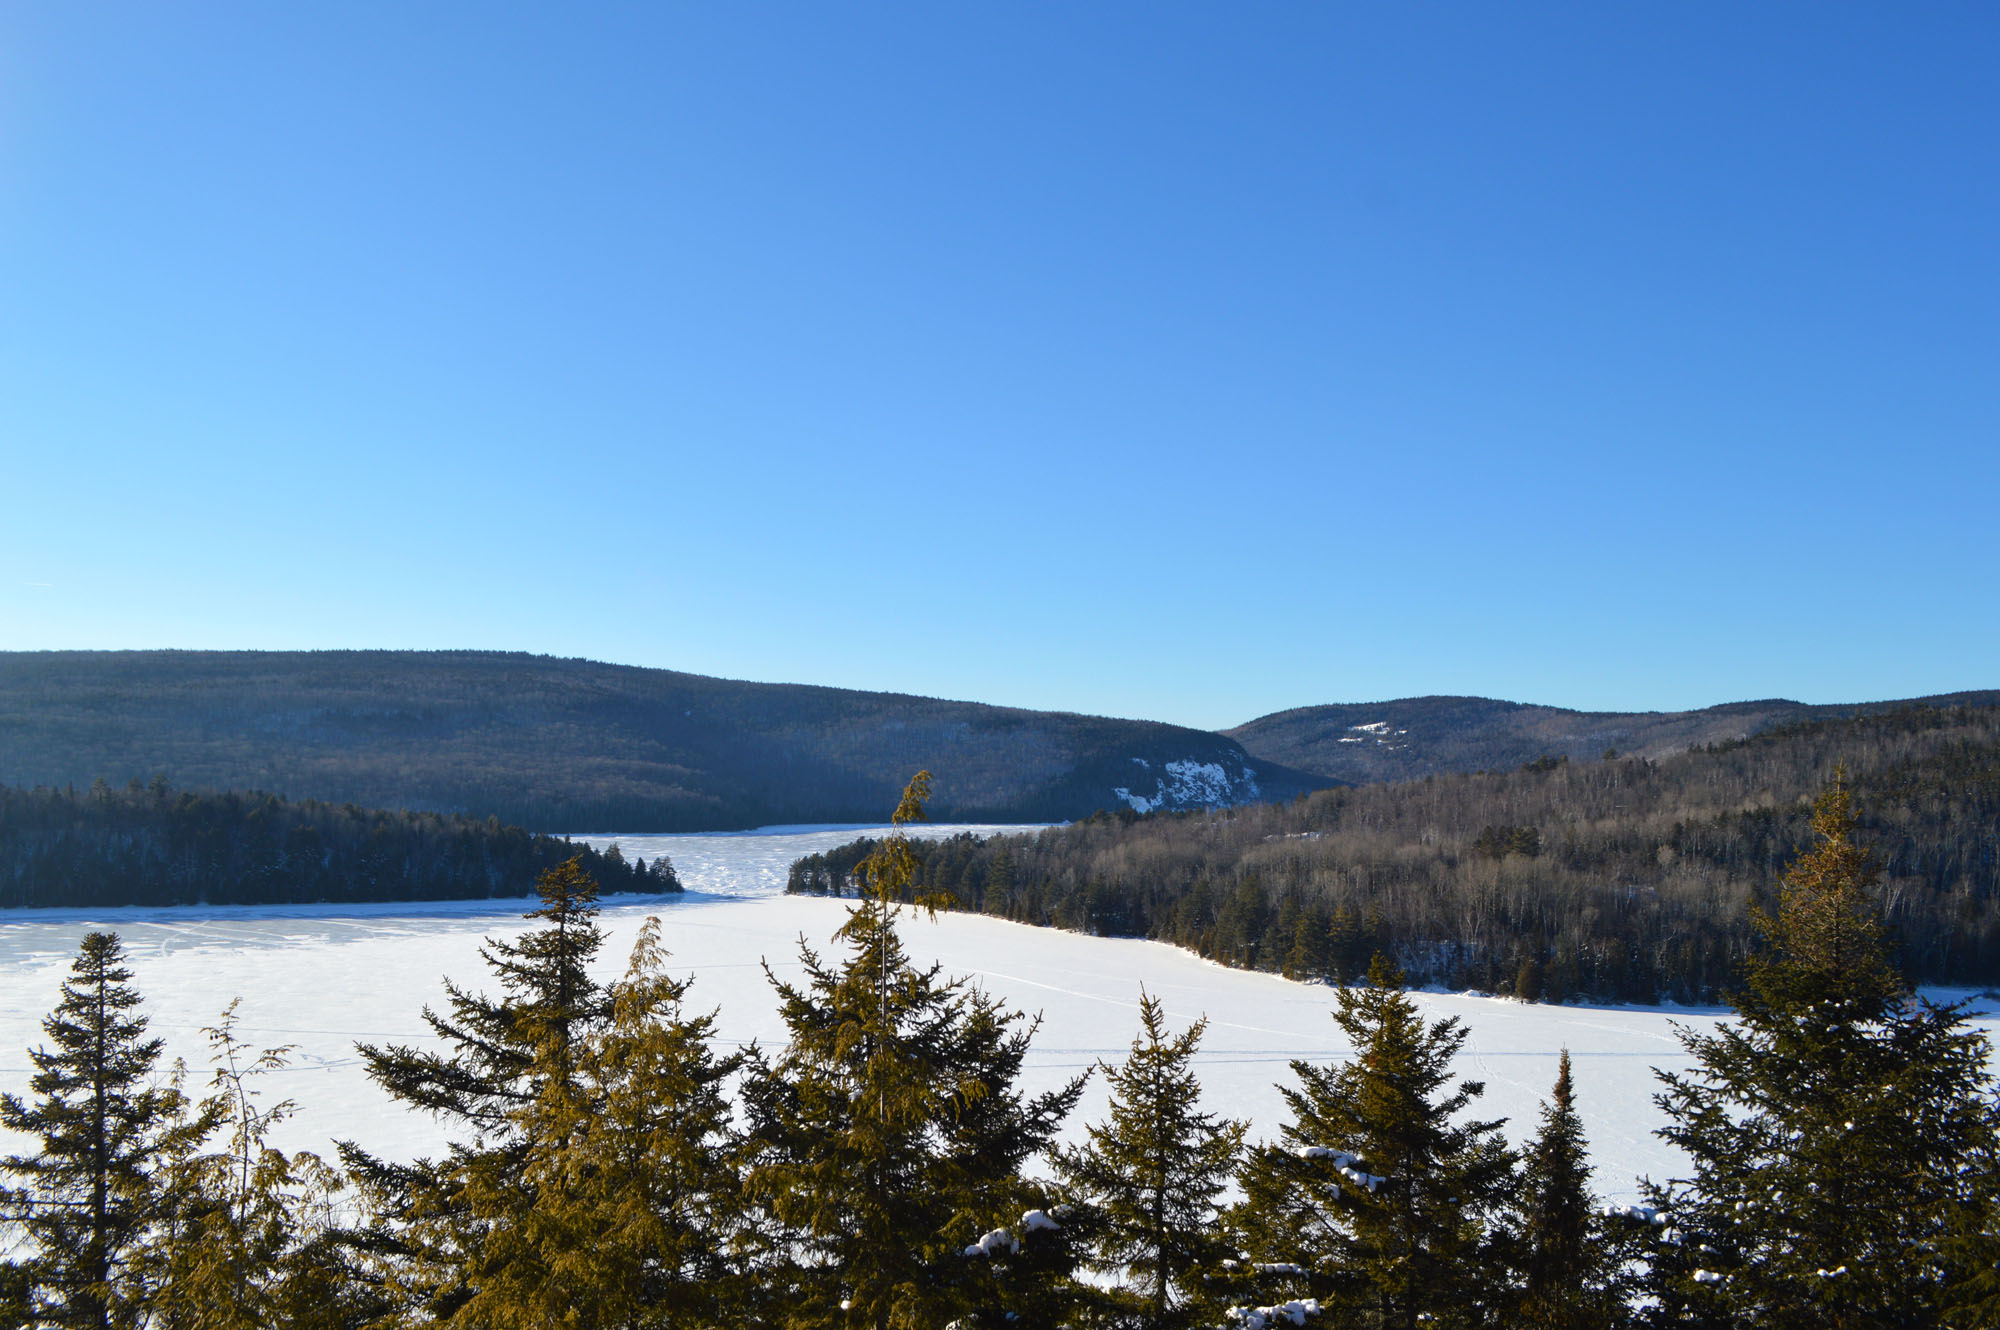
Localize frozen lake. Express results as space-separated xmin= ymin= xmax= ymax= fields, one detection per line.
xmin=3 ymin=824 xmax=1990 ymax=1204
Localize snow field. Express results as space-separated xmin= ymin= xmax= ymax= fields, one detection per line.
xmin=2 ymin=824 xmax=1992 ymax=1207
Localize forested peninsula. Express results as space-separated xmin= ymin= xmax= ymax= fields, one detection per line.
xmin=0 ymin=779 xmax=678 ymax=909
xmin=789 ymin=705 xmax=2000 ymax=1002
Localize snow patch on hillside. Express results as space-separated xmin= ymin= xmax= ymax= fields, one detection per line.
xmin=1346 ymin=720 xmax=1410 ymax=753
xmin=1113 ymin=759 xmax=1258 ymax=814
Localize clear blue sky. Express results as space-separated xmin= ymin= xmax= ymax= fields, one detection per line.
xmin=3 ymin=4 xmax=1994 ymax=731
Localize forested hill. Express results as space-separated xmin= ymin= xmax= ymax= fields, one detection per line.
xmin=0 ymin=650 xmax=1324 ymax=832
xmin=0 ymin=780 xmax=678 ymax=909
xmin=1227 ymin=690 xmax=2000 ymax=785
xmin=789 ymin=705 xmax=2000 ymax=1003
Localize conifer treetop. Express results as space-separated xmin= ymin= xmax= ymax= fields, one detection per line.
xmin=1060 ymin=987 xmax=1244 ymax=1328
xmin=1741 ymin=765 xmax=1903 ymax=1024
xmin=1646 ymin=775 xmax=1998 ymax=1327
xmin=1 ymin=931 xmax=214 ymax=1330
xmin=842 ymin=770 xmax=948 ymax=935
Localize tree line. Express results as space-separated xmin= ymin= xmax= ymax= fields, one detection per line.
xmin=0 ymin=779 xmax=678 ymax=910
xmin=789 ymin=706 xmax=2000 ymax=1003
xmin=5 ymin=773 xmax=1997 ymax=1327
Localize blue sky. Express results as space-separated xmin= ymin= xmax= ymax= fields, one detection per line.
xmin=2 ymin=4 xmax=1994 ymax=731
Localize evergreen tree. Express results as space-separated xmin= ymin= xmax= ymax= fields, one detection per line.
xmin=983 ymin=846 xmax=1016 ymax=916
xmin=449 ymin=916 xmax=750 ymax=1329
xmin=1941 ymin=1168 xmax=2000 ymax=1329
xmin=0 ymin=932 xmax=212 ymax=1330
xmin=1513 ymin=1051 xmax=1632 ymax=1329
xmin=1325 ymin=907 xmax=1364 ymax=987
xmin=1057 ymin=990 xmax=1244 ymax=1330
xmin=342 ymin=855 xmax=612 ymax=1324
xmin=1229 ymin=954 xmax=1516 ymax=1330
xmin=0 ymin=1259 xmax=27 ymax=1330
xmin=741 ymin=772 xmax=1087 ymax=1329
xmin=1645 ymin=775 xmax=1999 ymax=1328
xmin=141 ymin=1003 xmax=362 ymax=1330
xmin=1284 ymin=907 xmax=1326 ymax=982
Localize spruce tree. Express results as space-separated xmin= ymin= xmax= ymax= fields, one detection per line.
xmin=449 ymin=916 xmax=749 ymax=1329
xmin=1514 ymin=1051 xmax=1633 ymax=1329
xmin=1941 ymin=1169 xmax=2000 ymax=1329
xmin=1057 ymin=990 xmax=1244 ymax=1330
xmin=1325 ymin=907 xmax=1364 ymax=987
xmin=1645 ymin=775 xmax=1999 ymax=1329
xmin=1284 ymin=908 xmax=1326 ymax=983
xmin=0 ymin=932 xmax=212 ymax=1330
xmin=342 ymin=855 xmax=613 ymax=1323
xmin=741 ymin=772 xmax=1087 ymax=1330
xmin=1229 ymin=954 xmax=1516 ymax=1330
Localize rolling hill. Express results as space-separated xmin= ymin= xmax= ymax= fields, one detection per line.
xmin=1226 ymin=691 xmax=2000 ymax=784
xmin=0 ymin=650 xmax=1325 ymax=831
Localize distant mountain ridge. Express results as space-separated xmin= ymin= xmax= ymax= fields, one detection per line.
xmin=3 ymin=652 xmax=1991 ymax=833
xmin=0 ymin=651 xmax=1322 ymax=831
xmin=1225 ymin=691 xmax=2000 ymax=784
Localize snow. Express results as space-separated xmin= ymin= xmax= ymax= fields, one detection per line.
xmin=964 ymin=1209 xmax=1062 ymax=1257
xmin=1114 ymin=758 xmax=1256 ymax=814
xmin=1297 ymin=1146 xmax=1384 ymax=1191
xmin=577 ymin=823 xmax=1039 ymax=897
xmin=1227 ymin=1298 xmax=1319 ymax=1327
xmin=965 ymin=1228 xmax=1018 ymax=1258
xmin=3 ymin=826 xmax=1995 ymax=1206
xmin=1342 ymin=722 xmax=1410 ymax=749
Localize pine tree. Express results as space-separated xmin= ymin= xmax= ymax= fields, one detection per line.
xmin=1514 ymin=1050 xmax=1632 ymax=1329
xmin=1057 ymin=990 xmax=1244 ymax=1330
xmin=1229 ymin=954 xmax=1516 ymax=1330
xmin=342 ymin=855 xmax=613 ymax=1323
xmin=0 ymin=932 xmax=212 ymax=1330
xmin=1646 ymin=774 xmax=1999 ymax=1329
xmin=741 ymin=772 xmax=1087 ymax=1329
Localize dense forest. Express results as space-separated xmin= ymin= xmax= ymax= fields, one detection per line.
xmin=1226 ymin=690 xmax=2000 ymax=784
xmin=0 ymin=650 xmax=1317 ymax=831
xmin=5 ymin=790 xmax=1996 ymax=1328
xmin=790 ymin=705 xmax=2000 ymax=1003
xmin=0 ymin=778 xmax=678 ymax=909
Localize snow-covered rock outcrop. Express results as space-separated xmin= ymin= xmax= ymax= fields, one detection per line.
xmin=1113 ymin=757 xmax=1261 ymax=814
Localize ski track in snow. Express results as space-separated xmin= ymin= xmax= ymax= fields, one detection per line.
xmin=4 ymin=823 xmax=1995 ymax=1205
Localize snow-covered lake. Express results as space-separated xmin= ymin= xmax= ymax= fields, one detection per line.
xmin=3 ymin=824 xmax=1991 ymax=1204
